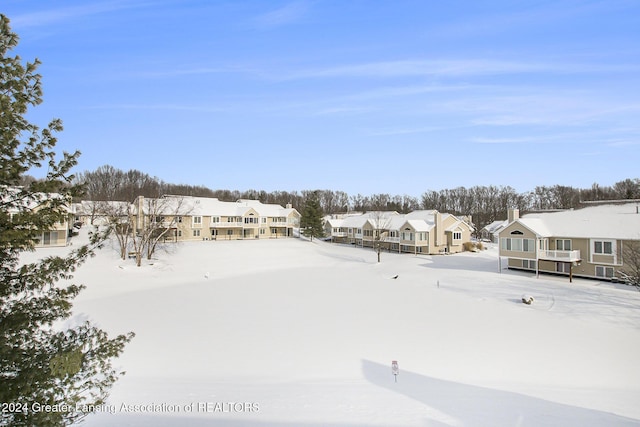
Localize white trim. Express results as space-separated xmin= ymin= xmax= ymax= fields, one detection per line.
xmin=590 ymin=238 xmax=618 ymax=265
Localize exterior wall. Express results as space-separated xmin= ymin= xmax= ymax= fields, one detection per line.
xmin=35 ymin=222 xmax=69 ymax=247
xmin=361 ymin=222 xmax=375 ymax=248
xmin=498 ymin=221 xmax=538 ymax=261
xmin=395 ymin=223 xmax=429 ymax=254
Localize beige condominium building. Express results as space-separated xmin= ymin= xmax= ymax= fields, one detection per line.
xmin=325 ymin=210 xmax=474 ymax=255
xmin=134 ymin=195 xmax=301 ymax=242
xmin=2 ymin=187 xmax=73 ymax=248
xmin=498 ymin=202 xmax=640 ymax=281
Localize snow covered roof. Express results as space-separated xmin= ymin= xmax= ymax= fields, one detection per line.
xmin=517 ymin=203 xmax=640 ymax=240
xmin=2 ymin=187 xmax=71 ymax=213
xmin=326 ymin=210 xmax=475 ymax=233
xmin=402 ymin=219 xmax=432 ymax=232
xmin=74 ymin=200 xmax=131 ymax=215
xmin=145 ymin=196 xmax=298 ymax=218
xmin=482 ymin=220 xmax=508 ymax=234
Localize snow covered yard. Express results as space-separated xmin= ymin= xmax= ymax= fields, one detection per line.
xmin=22 ymin=236 xmax=640 ymax=426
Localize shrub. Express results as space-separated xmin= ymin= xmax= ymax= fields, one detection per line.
xmin=463 ymin=241 xmax=475 ymax=252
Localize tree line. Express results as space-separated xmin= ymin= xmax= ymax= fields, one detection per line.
xmin=70 ymin=165 xmax=640 ymax=230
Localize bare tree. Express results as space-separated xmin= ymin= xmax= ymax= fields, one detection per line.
xmin=619 ymin=241 xmax=640 ymax=290
xmin=131 ymin=196 xmax=191 ymax=266
xmin=370 ymin=211 xmax=393 ymax=263
xmin=97 ymin=201 xmax=135 ymax=260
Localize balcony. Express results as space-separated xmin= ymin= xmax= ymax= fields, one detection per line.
xmin=210 ymin=222 xmax=243 ymax=228
xmin=539 ymin=250 xmax=581 ymax=262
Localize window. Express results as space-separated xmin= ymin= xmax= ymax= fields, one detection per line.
xmin=512 ymin=239 xmax=523 ymax=251
xmin=193 ymin=229 xmax=201 ymax=237
xmin=453 ymin=231 xmax=462 ymax=241
xmin=501 ymin=238 xmax=534 ymax=252
xmin=42 ymin=231 xmax=58 ymax=246
xmin=522 ymin=259 xmax=536 ymax=270
xmin=556 ymin=262 xmax=571 ymax=273
xmin=260 ymin=228 xmax=266 ymax=235
xmin=244 ymin=217 xmax=258 ymax=224
xmin=594 ymin=240 xmax=613 ymax=255
xmin=177 ymin=230 xmax=182 ymax=237
xmin=402 ymin=232 xmax=414 ymax=241
xmin=596 ymin=266 xmax=614 ymax=278
xmin=192 ymin=216 xmax=202 ymax=227
xmin=556 ymin=239 xmax=571 ymax=251
xmin=176 ymin=216 xmax=182 ymax=223
xmin=523 ymin=239 xmax=534 ymax=252
xmin=211 ymin=216 xmax=220 ymax=223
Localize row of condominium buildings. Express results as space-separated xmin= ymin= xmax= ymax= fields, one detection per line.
xmin=24 ymin=192 xmax=640 ymax=283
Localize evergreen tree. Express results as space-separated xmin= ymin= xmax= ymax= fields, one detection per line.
xmin=300 ymin=192 xmax=324 ymax=241
xmin=0 ymin=15 xmax=133 ymax=426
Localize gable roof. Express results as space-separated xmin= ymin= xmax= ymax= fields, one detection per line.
xmin=482 ymin=220 xmax=508 ymax=234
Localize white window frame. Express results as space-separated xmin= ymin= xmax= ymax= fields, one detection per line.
xmin=595 ymin=265 xmax=614 ymax=278
xmin=192 ymin=216 xmax=203 ymax=228
xmin=556 ymin=239 xmax=571 ymax=251
xmin=593 ymin=240 xmax=614 ymax=255
xmin=501 ymin=237 xmax=535 ymax=253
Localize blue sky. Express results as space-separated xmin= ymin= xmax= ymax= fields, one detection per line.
xmin=4 ymin=0 xmax=640 ymax=196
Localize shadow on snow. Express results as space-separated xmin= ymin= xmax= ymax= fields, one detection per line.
xmin=361 ymin=359 xmax=640 ymax=427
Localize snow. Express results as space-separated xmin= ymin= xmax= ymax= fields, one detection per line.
xmin=20 ymin=232 xmax=640 ymax=426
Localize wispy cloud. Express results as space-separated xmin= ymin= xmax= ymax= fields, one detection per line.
xmin=9 ymin=1 xmax=151 ymax=28
xmin=272 ymin=58 xmax=639 ymax=81
xmin=606 ymin=139 xmax=640 ymax=147
xmin=85 ymin=103 xmax=229 ymax=113
xmin=471 ymin=136 xmax=541 ymax=144
xmin=313 ymin=106 xmax=375 ymax=116
xmin=252 ymin=1 xmax=311 ymax=29
xmin=366 ymin=126 xmax=446 ymax=137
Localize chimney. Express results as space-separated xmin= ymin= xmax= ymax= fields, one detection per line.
xmin=508 ymin=208 xmax=519 ymax=223
xmin=435 ymin=211 xmax=444 ymax=246
xmin=135 ymin=196 xmax=145 ymax=230
xmin=286 ymin=203 xmax=292 ymax=209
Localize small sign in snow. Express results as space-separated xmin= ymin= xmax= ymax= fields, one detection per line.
xmin=391 ymin=360 xmax=399 ymax=382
